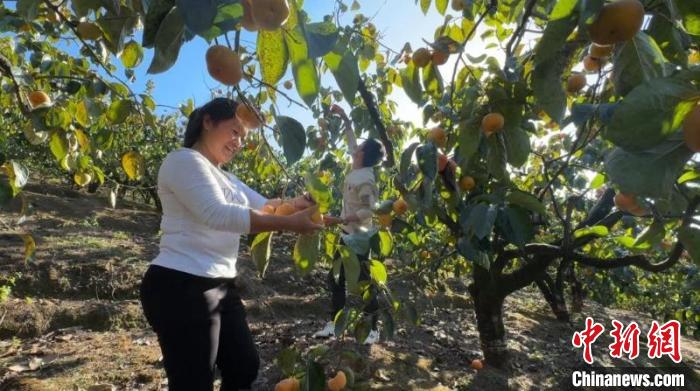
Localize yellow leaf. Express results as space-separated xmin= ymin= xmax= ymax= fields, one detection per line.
xmin=121 ymin=151 xmax=145 ymax=180
xmin=21 ymin=234 xmax=35 ymax=263
xmin=74 ymin=129 xmax=91 ymax=153
xmin=74 ymin=171 xmax=92 ymax=187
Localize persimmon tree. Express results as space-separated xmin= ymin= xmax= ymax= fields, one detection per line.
xmin=1 ymin=1 xmax=700 ymax=387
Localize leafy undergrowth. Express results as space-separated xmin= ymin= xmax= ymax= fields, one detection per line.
xmin=1 ymin=185 xmax=699 ymax=390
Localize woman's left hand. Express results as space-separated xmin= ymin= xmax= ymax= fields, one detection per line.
xmin=291 ymin=193 xmax=316 ymax=210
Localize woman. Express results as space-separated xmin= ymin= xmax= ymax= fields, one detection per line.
xmin=139 ymin=97 xmax=322 ymax=391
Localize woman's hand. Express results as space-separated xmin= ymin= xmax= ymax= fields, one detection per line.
xmin=322 ymin=215 xmax=343 ymax=226
xmin=290 ymin=192 xmax=316 ymax=210
xmin=330 ymin=104 xmax=351 ymax=123
xmin=342 ymin=214 xmax=360 ymax=224
xmin=285 ymin=206 xmax=324 ymax=235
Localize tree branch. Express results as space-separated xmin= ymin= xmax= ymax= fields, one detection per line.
xmin=575 ymin=196 xmax=700 ymax=272
xmin=0 ymin=54 xmax=29 ymax=116
xmin=244 ymin=72 xmax=306 ymax=109
xmin=505 ymin=0 xmax=537 ymax=59
xmin=357 ymin=77 xmax=395 ymax=167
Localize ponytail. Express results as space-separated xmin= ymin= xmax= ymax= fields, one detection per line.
xmin=183 ymin=98 xmax=238 ymax=148
xmin=184 ymin=108 xmax=204 ymax=148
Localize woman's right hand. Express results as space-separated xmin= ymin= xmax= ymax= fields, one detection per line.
xmin=286 ymin=206 xmax=324 ymax=235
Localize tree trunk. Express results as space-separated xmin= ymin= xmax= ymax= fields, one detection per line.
xmin=570 ymin=268 xmax=584 ymax=313
xmin=469 ymin=266 xmax=508 ymax=367
xmin=535 ymin=275 xmax=569 ymax=322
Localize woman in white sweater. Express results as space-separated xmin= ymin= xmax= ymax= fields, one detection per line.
xmin=139 ymin=98 xmax=321 ymax=391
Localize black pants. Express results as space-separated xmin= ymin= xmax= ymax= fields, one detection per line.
xmin=139 ymin=265 xmax=259 ymax=391
xmin=327 ymin=249 xmax=379 ymax=328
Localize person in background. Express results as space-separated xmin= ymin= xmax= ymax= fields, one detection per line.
xmin=313 ymin=104 xmax=385 ymax=345
xmin=139 ymin=97 xmax=322 ymax=391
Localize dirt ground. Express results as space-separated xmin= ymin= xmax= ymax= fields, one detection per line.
xmin=1 ymin=184 xmax=699 ymax=390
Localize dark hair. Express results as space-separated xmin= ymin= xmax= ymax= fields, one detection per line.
xmin=184 ymin=97 xmax=238 ymax=148
xmin=361 ymin=138 xmax=385 ymax=167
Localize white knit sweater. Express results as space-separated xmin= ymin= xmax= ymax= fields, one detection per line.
xmin=151 ymin=148 xmax=267 ymax=278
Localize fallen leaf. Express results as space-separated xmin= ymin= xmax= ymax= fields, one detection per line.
xmin=28 ymin=357 xmax=43 ymax=370
xmin=8 ymin=364 xmax=29 ymax=372
xmin=88 ymin=384 xmax=116 ymax=391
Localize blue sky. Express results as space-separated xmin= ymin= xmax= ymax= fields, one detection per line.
xmin=127 ymin=1 xmax=451 ymax=127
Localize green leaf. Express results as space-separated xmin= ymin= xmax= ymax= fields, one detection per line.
xmin=677 ymin=1 xmax=700 ymax=36
xmin=457 ymin=236 xmax=489 ymax=269
xmin=97 ymin=11 xmax=134 ymax=54
xmin=578 ymin=0 xmax=605 ymax=28
xmin=276 ymin=116 xmax=306 ymax=165
xmin=339 ymin=246 xmax=361 ymax=293
xmin=17 ymin=0 xmax=40 ymax=21
xmin=420 ymin=0 xmax=431 ymax=14
xmin=533 ymin=59 xmax=567 ymax=125
xmin=75 ymin=101 xmax=89 ymax=127
xmin=591 ymin=173 xmax=607 ymax=189
xmin=107 ymin=100 xmax=132 ymax=124
xmin=457 ymin=120 xmax=481 ymax=163
xmin=551 ymin=0 xmax=578 ymax=20
xmin=285 ymin=27 xmax=319 ymax=107
xmin=400 ymin=142 xmax=420 ymax=185
xmin=294 ymin=233 xmax=320 ymax=274
xmin=176 ymin=0 xmax=217 ymax=34
xmin=49 ymin=131 xmax=69 ymax=162
xmin=435 ymin=0 xmax=447 ymax=14
xmin=615 ymin=235 xmax=651 ymax=251
xmin=416 ymin=143 xmax=438 ymax=181
xmin=45 ymin=107 xmax=71 ymax=129
xmin=302 ymin=360 xmax=326 ymax=391
xmin=120 ymin=40 xmax=144 ymax=68
xmin=633 ymin=220 xmax=665 ymax=247
xmin=147 ymin=6 xmax=185 ymax=74
xmin=257 ymin=28 xmax=289 ymax=85
xmin=503 ymin=127 xmax=530 ymax=167
xmin=324 ymin=47 xmax=360 ymax=104
xmin=498 ymin=206 xmax=534 ymax=247
xmin=678 ymin=170 xmax=700 ymax=184
xmin=333 ymin=307 xmax=351 ymax=337
xmin=606 ymin=78 xmax=698 ymax=151
xmin=605 ymin=142 xmax=693 ymax=198
xmin=275 ymin=347 xmax=301 ymax=377
xmin=462 ymin=203 xmax=498 ymax=239
xmin=422 ymin=64 xmax=444 ymax=98
xmin=342 ymin=231 xmax=372 ymax=256
xmin=353 ymin=317 xmax=372 ymax=344
xmin=679 ymin=224 xmax=700 ymax=264
xmin=486 ymin=135 xmax=507 ymax=180
xmin=535 ymin=8 xmax=578 ymax=65
xmin=573 ymin=225 xmax=609 ymax=239
xmin=377 ymin=230 xmax=393 ymax=257
xmin=532 ymin=10 xmax=578 ymax=123
xmin=305 ymin=21 xmax=339 ymax=58
xmin=305 ymin=173 xmax=332 ymax=213
xmin=142 ymin=0 xmax=175 ymax=48
xmin=505 ymin=190 xmax=546 ymax=214
xmin=400 ymin=62 xmax=424 ymax=105
xmin=647 ymin=9 xmax=689 ymax=67
xmin=611 ymin=32 xmax=669 ymax=97
xmin=251 ymin=232 xmax=273 ymax=277
xmin=369 ymin=260 xmax=387 ymax=285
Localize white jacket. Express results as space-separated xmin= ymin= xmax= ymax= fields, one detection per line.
xmin=151 ymin=148 xmax=267 ymax=278
xmin=340 ymin=167 xmax=377 ymax=234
